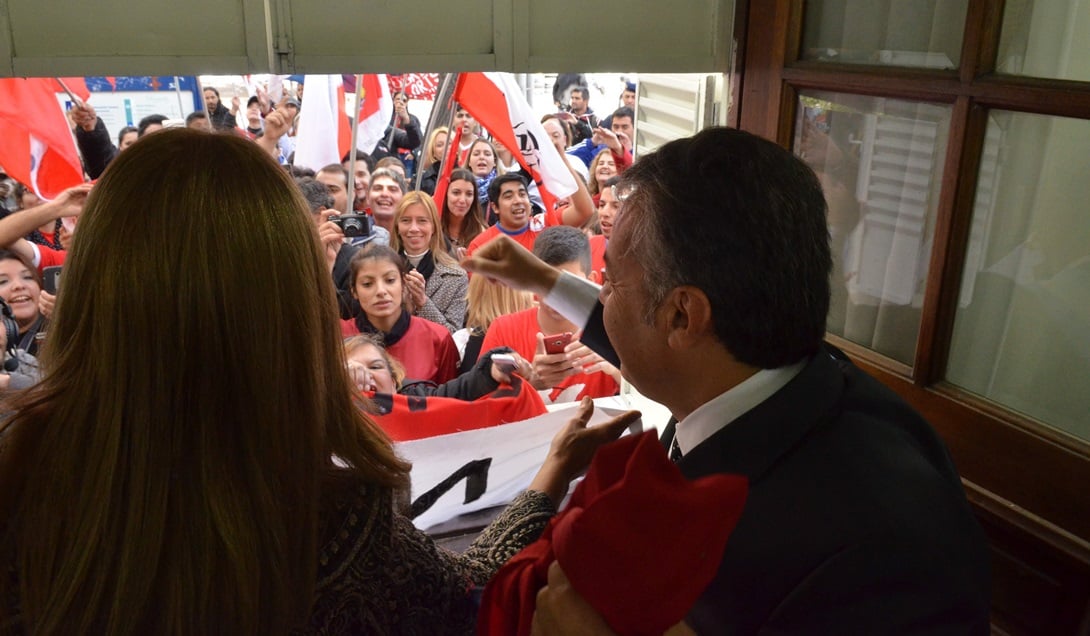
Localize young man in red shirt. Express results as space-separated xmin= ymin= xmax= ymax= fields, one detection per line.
xmin=480 ymin=225 xmax=620 ymax=404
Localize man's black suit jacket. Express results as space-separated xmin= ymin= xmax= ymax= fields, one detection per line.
xmin=582 ymin=307 xmax=991 ymax=634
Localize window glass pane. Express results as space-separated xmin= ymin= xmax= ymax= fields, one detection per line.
xmin=947 ymin=112 xmax=1090 ymax=441
xmin=794 ymin=91 xmax=952 ymax=365
xmin=800 ymin=0 xmax=968 ymax=69
xmin=997 ymin=0 xmax=1090 ymax=82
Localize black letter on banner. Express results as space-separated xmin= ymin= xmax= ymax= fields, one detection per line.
xmin=410 ymin=458 xmax=493 ymax=519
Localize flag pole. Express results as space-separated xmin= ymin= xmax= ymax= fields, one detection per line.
xmin=414 ymin=72 xmax=459 ymax=192
xmin=346 ymin=74 xmax=364 ymax=211
xmin=54 ymin=78 xmax=81 ymax=105
xmin=174 ymin=76 xmax=185 ymax=117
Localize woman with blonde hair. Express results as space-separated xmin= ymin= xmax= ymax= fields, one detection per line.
xmin=454 ymin=273 xmax=535 ymax=373
xmin=588 ymin=147 xmax=618 ymax=198
xmin=389 ymin=191 xmax=468 ymax=333
xmin=417 ymin=125 xmax=448 ymax=195
xmin=0 ymin=129 xmax=635 ymax=634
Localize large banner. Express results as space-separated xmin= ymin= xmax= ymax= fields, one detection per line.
xmin=397 ymin=396 xmax=639 ymax=532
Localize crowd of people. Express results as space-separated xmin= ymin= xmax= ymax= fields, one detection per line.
xmin=0 ymin=77 xmax=638 ymax=404
xmin=0 ymin=75 xmax=992 ymax=634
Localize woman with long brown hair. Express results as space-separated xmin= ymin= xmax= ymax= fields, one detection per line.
xmin=440 ymin=168 xmax=488 ymax=259
xmin=0 ymin=129 xmax=635 ymax=634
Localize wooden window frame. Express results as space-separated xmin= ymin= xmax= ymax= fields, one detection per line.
xmin=732 ymin=2 xmax=1090 ymax=629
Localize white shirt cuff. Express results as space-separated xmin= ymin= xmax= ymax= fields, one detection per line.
xmin=543 ymin=271 xmax=600 ymax=329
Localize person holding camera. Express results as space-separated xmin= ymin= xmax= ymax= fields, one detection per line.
xmin=565 ymin=86 xmax=599 ymax=146
xmin=0 ymin=299 xmax=39 ymax=392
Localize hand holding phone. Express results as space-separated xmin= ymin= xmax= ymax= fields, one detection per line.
xmin=542 ymin=332 xmax=573 ymax=355
xmin=42 ymin=266 xmax=62 ymax=295
xmin=491 ymin=353 xmax=519 ymax=374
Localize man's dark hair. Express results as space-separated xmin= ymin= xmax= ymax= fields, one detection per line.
xmin=570 ymin=86 xmax=590 ymax=101
xmin=341 ymin=150 xmax=376 ymax=172
xmin=619 ymin=127 xmax=831 ymax=369
xmin=295 ymin=177 xmax=334 ymax=213
xmin=317 ymin=164 xmax=349 ymax=184
xmin=533 ymin=226 xmax=591 ymax=274
xmin=487 ymin=173 xmax=528 ymax=206
xmin=204 ymin=86 xmax=220 ymax=98
xmin=185 ymin=111 xmax=209 ymax=125
xmin=117 ymin=126 xmax=137 ymax=145
xmin=289 ymin=165 xmax=316 ymax=179
xmin=247 ymin=95 xmax=260 ymax=108
xmin=611 ymin=106 xmax=634 ymax=122
xmin=137 ymin=114 xmax=168 ymax=137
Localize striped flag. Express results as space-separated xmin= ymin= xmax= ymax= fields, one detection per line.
xmin=356 ymin=74 xmax=393 ymax=153
xmin=453 ymin=72 xmax=577 ymax=211
xmin=0 ymin=78 xmax=87 ymax=199
xmin=292 ymin=75 xmax=350 ymax=170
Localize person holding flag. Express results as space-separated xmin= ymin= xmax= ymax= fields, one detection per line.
xmin=0 ymin=77 xmax=87 ymax=200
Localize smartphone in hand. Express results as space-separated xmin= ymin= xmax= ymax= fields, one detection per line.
xmin=542 ymin=332 xmax=573 ymax=355
xmin=42 ymin=266 xmax=62 ymax=295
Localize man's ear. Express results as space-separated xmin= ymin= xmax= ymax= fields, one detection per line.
xmin=662 ymin=285 xmax=713 ymax=350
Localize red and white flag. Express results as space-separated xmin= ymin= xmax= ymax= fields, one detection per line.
xmin=355 ymin=74 xmax=393 ymax=154
xmin=389 ymin=73 xmax=440 ymax=100
xmin=0 ymin=78 xmax=87 ymax=199
xmin=292 ymin=75 xmax=351 ymax=170
xmin=453 ymin=72 xmax=577 ymax=210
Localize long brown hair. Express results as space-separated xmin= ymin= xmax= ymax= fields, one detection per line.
xmin=0 ymin=129 xmax=408 ymax=634
xmin=440 ymin=168 xmax=487 ymax=247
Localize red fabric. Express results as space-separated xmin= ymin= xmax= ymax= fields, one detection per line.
xmin=387 ymin=73 xmax=440 ymax=100
xmin=0 ymin=78 xmax=86 ymax=199
xmin=367 ymin=375 xmax=546 ymax=442
xmin=480 ymin=308 xmax=617 ymax=401
xmin=464 ymin=211 xmax=561 ymax=258
xmin=341 ymin=316 xmax=459 ymax=385
xmin=478 ymin=431 xmax=748 ymax=635
xmin=452 ymin=73 xmax=574 ymax=214
xmin=588 ymin=234 xmax=606 ymax=284
xmin=431 ymin=125 xmax=464 ymax=216
xmin=35 ymin=244 xmax=67 ymax=275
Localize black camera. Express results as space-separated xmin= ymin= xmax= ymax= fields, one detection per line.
xmin=0 ymin=297 xmax=20 ymax=371
xmin=0 ymin=297 xmax=18 ymax=349
xmin=330 ymin=213 xmax=373 ymax=238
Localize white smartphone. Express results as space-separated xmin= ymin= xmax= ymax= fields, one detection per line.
xmin=491 ymin=353 xmax=519 ymax=374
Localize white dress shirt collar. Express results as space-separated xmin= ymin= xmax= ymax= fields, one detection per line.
xmin=674 ymin=360 xmax=807 ymax=457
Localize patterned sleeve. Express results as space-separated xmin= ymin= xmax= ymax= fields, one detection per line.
xmin=457 ymin=489 xmax=556 ymax=585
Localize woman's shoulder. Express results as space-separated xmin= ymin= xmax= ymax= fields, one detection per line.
xmin=432 ymin=258 xmax=467 ymax=279
xmin=409 ymin=315 xmax=457 ymax=341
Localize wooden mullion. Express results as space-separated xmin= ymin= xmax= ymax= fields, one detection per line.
xmin=783 ymin=64 xmax=962 ymax=103
xmin=970 ymin=75 xmax=1090 ymax=119
xmin=960 ymin=0 xmax=1006 ymax=82
xmin=853 ymin=357 xmax=1090 ymax=542
xmin=915 ymin=96 xmax=984 ymax=385
xmin=825 ymin=334 xmax=913 ymax=379
xmin=737 ymin=0 xmax=793 ymax=136
xmin=725 ymin=0 xmax=750 ymax=129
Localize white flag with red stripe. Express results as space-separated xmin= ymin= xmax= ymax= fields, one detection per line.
xmin=0 ymin=78 xmax=86 ymax=199
xmin=356 ymin=74 xmax=393 ymax=153
xmin=453 ymin=72 xmax=577 ymax=209
xmin=293 ymin=75 xmax=350 ymax=170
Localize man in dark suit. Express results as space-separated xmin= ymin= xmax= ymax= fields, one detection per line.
xmin=464 ymin=126 xmax=991 ymax=634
